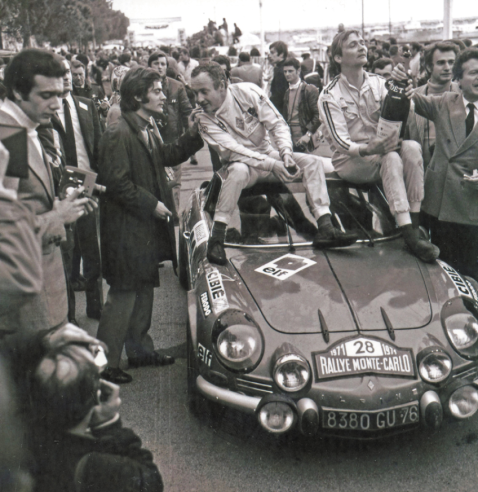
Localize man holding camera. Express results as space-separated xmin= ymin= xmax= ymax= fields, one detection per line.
xmin=282 ymin=57 xmax=321 ymax=153
xmin=0 ymin=49 xmax=93 ymax=332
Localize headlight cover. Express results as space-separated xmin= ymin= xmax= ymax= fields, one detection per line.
xmin=449 ymin=386 xmax=478 ymax=419
xmin=418 ymin=348 xmax=452 ymax=384
xmin=442 ymin=298 xmax=478 ymax=359
xmin=212 ymin=310 xmax=263 ymax=373
xmin=273 ymin=354 xmax=310 ymax=392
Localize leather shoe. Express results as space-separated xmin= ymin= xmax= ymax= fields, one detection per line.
xmin=128 ymin=351 xmax=175 ymax=369
xmin=102 ymin=367 xmax=133 ymax=384
xmin=313 ymin=224 xmax=358 ymax=249
xmin=207 ymin=237 xmax=227 ymax=265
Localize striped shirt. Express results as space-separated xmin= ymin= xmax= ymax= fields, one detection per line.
xmin=318 ymin=71 xmax=388 ymax=160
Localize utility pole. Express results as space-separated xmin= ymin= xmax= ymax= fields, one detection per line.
xmin=362 ymin=0 xmax=365 ymax=38
xmin=259 ymin=0 xmax=265 ymax=57
xmin=389 ymin=0 xmax=392 ymax=36
xmin=443 ymin=0 xmax=453 ymax=40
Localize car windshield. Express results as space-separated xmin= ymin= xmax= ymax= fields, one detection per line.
xmin=205 ymin=176 xmax=399 ymax=247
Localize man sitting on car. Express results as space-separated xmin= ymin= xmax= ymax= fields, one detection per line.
xmin=190 ymin=63 xmax=358 ymax=265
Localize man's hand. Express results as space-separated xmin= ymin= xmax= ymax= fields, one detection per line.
xmin=45 ymin=323 xmax=104 ymax=351
xmin=153 ymin=200 xmax=172 ymax=220
xmin=188 ymin=111 xmax=200 ymax=136
xmin=360 ymin=136 xmax=402 ymax=157
xmin=54 ymin=186 xmax=90 ymax=224
xmin=297 ymin=134 xmax=311 ymax=146
xmin=272 ymin=160 xmax=298 ymax=182
xmin=391 ymin=63 xmax=414 ymax=99
xmin=464 ymin=171 xmax=478 ymax=191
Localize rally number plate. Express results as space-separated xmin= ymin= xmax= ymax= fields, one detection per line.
xmin=322 ymin=401 xmax=419 ymax=431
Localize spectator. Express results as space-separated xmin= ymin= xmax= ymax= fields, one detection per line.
xmin=96 ymin=67 xmax=203 ymax=384
xmin=318 ymin=30 xmax=439 ymax=264
xmin=190 ymin=64 xmax=357 ymax=265
xmin=300 ymin=52 xmax=315 ymax=78
xmin=0 ymin=49 xmax=93 ymax=332
xmin=50 ymin=59 xmax=103 ymax=323
xmin=105 ymin=65 xmax=129 ymax=127
xmin=389 ymin=45 xmax=404 ymax=67
xmin=282 ymin=57 xmax=321 ymax=153
xmin=231 ymin=52 xmax=263 ymax=87
xmin=406 ymin=42 xmax=460 ymax=169
xmin=118 ymin=53 xmax=131 ymax=67
xmin=371 ymin=57 xmax=393 ymax=80
xmin=177 ymin=48 xmax=199 ymax=85
xmin=148 ymin=51 xmax=192 ymax=224
xmin=71 ymin=59 xmax=105 ymax=101
xmin=16 ymin=324 xmax=164 ymax=492
xmin=269 ymin=40 xmax=289 ymax=114
xmin=233 ymin=23 xmax=242 ymax=44
xmin=409 ymin=42 xmax=422 ymax=84
xmin=394 ymin=49 xmax=478 ymax=280
xmin=381 ymin=41 xmax=390 ymax=57
xmin=219 ymin=18 xmax=229 ymax=44
xmin=250 ymin=47 xmax=261 ymax=57
xmin=463 ymin=38 xmax=473 ymax=48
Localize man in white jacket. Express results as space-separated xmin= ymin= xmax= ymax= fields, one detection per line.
xmin=190 ymin=63 xmax=357 ymax=265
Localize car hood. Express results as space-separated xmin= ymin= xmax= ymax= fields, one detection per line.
xmin=230 ymin=244 xmax=432 ymax=334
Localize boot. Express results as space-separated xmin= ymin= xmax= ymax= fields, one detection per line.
xmin=207 ymin=221 xmax=228 ymax=265
xmin=401 ymin=224 xmax=440 ymax=263
xmin=313 ymin=214 xmax=359 ymax=249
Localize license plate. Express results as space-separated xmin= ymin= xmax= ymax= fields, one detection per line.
xmin=322 ymin=402 xmax=419 ymax=431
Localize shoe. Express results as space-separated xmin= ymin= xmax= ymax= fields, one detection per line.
xmin=128 ymin=351 xmax=175 ymax=368
xmin=102 ymin=367 xmax=133 ymax=384
xmin=71 ymin=276 xmax=87 ymax=292
xmin=190 ymin=156 xmax=198 ymax=165
xmin=313 ymin=224 xmax=359 ymax=248
xmin=401 ymin=224 xmax=440 ymax=263
xmin=207 ymin=237 xmax=227 ymax=265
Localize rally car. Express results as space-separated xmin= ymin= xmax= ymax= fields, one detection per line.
xmin=179 ymin=171 xmax=478 ymax=439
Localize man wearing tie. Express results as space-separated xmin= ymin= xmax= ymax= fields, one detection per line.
xmin=0 ymin=49 xmax=90 ymax=331
xmin=52 ymin=59 xmax=103 ymax=321
xmin=394 ymin=48 xmax=478 ymax=279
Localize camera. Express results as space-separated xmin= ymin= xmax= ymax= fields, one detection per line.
xmin=58 ymin=166 xmax=106 ymax=199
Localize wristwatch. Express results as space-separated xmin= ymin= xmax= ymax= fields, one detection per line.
xmin=306 ymin=131 xmax=312 ymax=138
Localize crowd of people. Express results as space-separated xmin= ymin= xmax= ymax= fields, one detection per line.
xmin=0 ymin=25 xmax=477 ymax=492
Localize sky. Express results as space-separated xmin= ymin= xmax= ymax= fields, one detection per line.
xmin=112 ymin=0 xmax=478 ymax=35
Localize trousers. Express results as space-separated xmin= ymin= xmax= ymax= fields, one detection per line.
xmin=96 ymin=283 xmax=155 ymax=367
xmin=334 ymin=140 xmax=424 ymax=216
xmin=214 ymin=149 xmax=331 ymax=225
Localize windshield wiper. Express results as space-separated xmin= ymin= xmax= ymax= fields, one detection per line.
xmin=336 ymin=199 xmax=375 ymax=247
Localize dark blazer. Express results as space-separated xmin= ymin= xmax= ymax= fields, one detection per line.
xmin=51 ymin=95 xmax=102 ymax=172
xmin=270 ymin=61 xmax=288 ymax=115
xmin=282 ymin=82 xmax=321 ymax=135
xmin=159 ymin=77 xmax=192 ymax=144
xmin=413 ymin=91 xmax=478 ymax=226
xmin=98 ymin=111 xmax=203 ymax=290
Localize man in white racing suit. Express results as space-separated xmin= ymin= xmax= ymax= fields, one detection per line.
xmin=190 ymin=63 xmax=358 ymax=265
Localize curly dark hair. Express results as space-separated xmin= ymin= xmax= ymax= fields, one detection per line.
xmin=120 ymin=67 xmax=161 ymax=112
xmin=424 ymin=42 xmax=459 ymax=72
xmin=452 ymin=48 xmax=478 ymax=80
xmin=329 ymin=29 xmax=361 ymax=78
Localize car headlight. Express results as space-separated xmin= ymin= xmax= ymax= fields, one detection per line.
xmin=259 ymin=402 xmax=296 ymax=433
xmin=442 ymin=298 xmax=478 ymax=359
xmin=418 ymin=348 xmax=452 ymax=384
xmin=449 ymin=386 xmax=478 ymax=419
xmin=212 ymin=310 xmax=263 ymax=373
xmin=273 ymin=354 xmax=310 ymax=392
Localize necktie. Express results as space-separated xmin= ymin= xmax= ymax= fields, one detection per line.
xmin=466 ymin=102 xmax=475 ymax=137
xmin=63 ymin=98 xmax=78 ymax=167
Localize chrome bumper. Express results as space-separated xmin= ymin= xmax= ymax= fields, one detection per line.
xmin=196 ymin=376 xmax=261 ymax=414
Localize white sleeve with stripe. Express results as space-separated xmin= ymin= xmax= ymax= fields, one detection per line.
xmin=318 ymin=91 xmax=362 ymax=157
xmin=197 ymin=114 xmax=277 ymax=172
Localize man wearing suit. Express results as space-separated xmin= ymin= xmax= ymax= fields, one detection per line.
xmin=51 ymin=58 xmax=103 ymax=322
xmin=148 ymin=51 xmax=192 ymax=224
xmin=96 ymin=67 xmax=203 ymax=384
xmin=395 ymin=48 xmax=478 ymax=280
xmin=0 ymin=49 xmax=91 ymax=331
xmin=231 ymin=52 xmax=263 ymax=88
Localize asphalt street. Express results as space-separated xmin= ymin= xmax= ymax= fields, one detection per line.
xmin=75 ymin=148 xmax=478 ymax=492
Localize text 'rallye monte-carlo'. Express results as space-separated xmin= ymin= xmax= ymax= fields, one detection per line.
xmin=178 ymin=170 xmax=478 ymax=439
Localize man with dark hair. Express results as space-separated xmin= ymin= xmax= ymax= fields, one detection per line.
xmin=71 ymin=59 xmax=105 ymax=101
xmin=231 ymin=52 xmax=263 ymax=87
xmin=381 ymin=41 xmax=391 ymax=57
xmin=269 ymin=40 xmax=289 ymax=114
xmin=118 ymin=52 xmax=131 ymax=67
xmin=148 ymin=50 xmax=192 ymax=224
xmin=406 ymin=42 xmax=460 ymax=168
xmin=190 ymin=63 xmax=357 ymax=265
xmin=282 ymin=57 xmax=321 ymax=153
xmin=319 ymin=30 xmax=439 ymax=264
xmin=19 ymin=325 xmax=164 ymax=492
xmin=0 ymin=49 xmax=91 ymax=332
xmin=394 ymin=48 xmax=478 ymax=280
xmin=96 ymin=67 xmax=203 ymax=383
xmin=177 ymin=48 xmax=199 ymax=85
xmin=50 ymin=58 xmax=103 ymax=322
xmin=371 ymin=57 xmax=393 ymax=79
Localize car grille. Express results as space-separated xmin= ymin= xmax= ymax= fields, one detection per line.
xmin=453 ymin=366 xmax=478 ymax=381
xmin=235 ymin=375 xmax=273 ymax=396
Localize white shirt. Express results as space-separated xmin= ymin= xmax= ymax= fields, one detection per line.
xmin=463 ymin=96 xmax=478 ymax=131
xmin=58 ymin=94 xmax=92 ymax=172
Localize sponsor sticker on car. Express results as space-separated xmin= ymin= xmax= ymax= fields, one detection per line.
xmin=205 ymin=267 xmax=229 ymax=314
xmin=199 ymin=292 xmax=211 ymax=317
xmin=437 ymin=260 xmax=478 ymax=301
xmin=255 ymin=253 xmax=316 ymax=281
xmin=314 ymin=336 xmax=415 ymax=380
xmin=191 ymin=220 xmax=209 ymax=254
xmin=198 ymin=342 xmax=212 ymax=366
